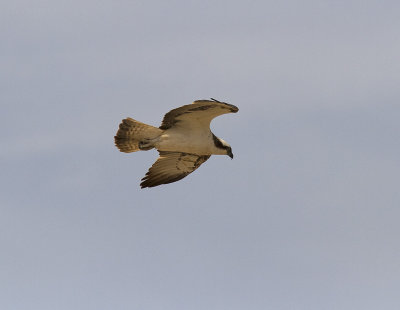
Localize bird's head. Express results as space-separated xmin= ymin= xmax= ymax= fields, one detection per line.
xmin=226 ymin=146 xmax=233 ymax=159
xmin=213 ymin=135 xmax=233 ymax=159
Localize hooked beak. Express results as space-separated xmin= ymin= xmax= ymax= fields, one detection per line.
xmin=227 ymin=149 xmax=234 ymax=159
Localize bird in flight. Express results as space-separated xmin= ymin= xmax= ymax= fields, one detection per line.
xmin=114 ymin=98 xmax=239 ymax=188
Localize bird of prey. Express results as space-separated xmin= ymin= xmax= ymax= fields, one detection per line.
xmin=114 ymin=98 xmax=239 ymax=188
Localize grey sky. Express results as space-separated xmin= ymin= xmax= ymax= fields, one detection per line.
xmin=1 ymin=1 xmax=400 ymax=309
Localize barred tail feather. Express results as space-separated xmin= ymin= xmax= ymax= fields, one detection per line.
xmin=114 ymin=117 xmax=162 ymax=153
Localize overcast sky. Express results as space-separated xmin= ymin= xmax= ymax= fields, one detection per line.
xmin=1 ymin=1 xmax=400 ymax=309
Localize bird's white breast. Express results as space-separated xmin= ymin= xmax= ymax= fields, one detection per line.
xmin=155 ymin=128 xmax=221 ymax=155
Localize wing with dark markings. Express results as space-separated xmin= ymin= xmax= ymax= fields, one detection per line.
xmin=140 ymin=151 xmax=211 ymax=188
xmin=159 ymin=98 xmax=239 ymax=130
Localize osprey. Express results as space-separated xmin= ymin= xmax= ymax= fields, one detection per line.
xmin=114 ymin=98 xmax=239 ymax=188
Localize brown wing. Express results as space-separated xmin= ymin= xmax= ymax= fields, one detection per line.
xmin=140 ymin=151 xmax=211 ymax=188
xmin=159 ymin=98 xmax=239 ymax=130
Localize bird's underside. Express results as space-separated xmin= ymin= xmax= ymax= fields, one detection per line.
xmin=114 ymin=98 xmax=238 ymax=188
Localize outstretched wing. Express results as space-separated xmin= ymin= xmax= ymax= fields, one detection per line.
xmin=159 ymin=98 xmax=239 ymax=130
xmin=140 ymin=151 xmax=211 ymax=188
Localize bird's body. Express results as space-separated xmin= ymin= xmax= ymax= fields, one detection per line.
xmin=114 ymin=99 xmax=238 ymax=188
xmin=154 ymin=130 xmax=225 ymax=155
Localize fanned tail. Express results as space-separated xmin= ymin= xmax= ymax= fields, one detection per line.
xmin=114 ymin=118 xmax=162 ymax=153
